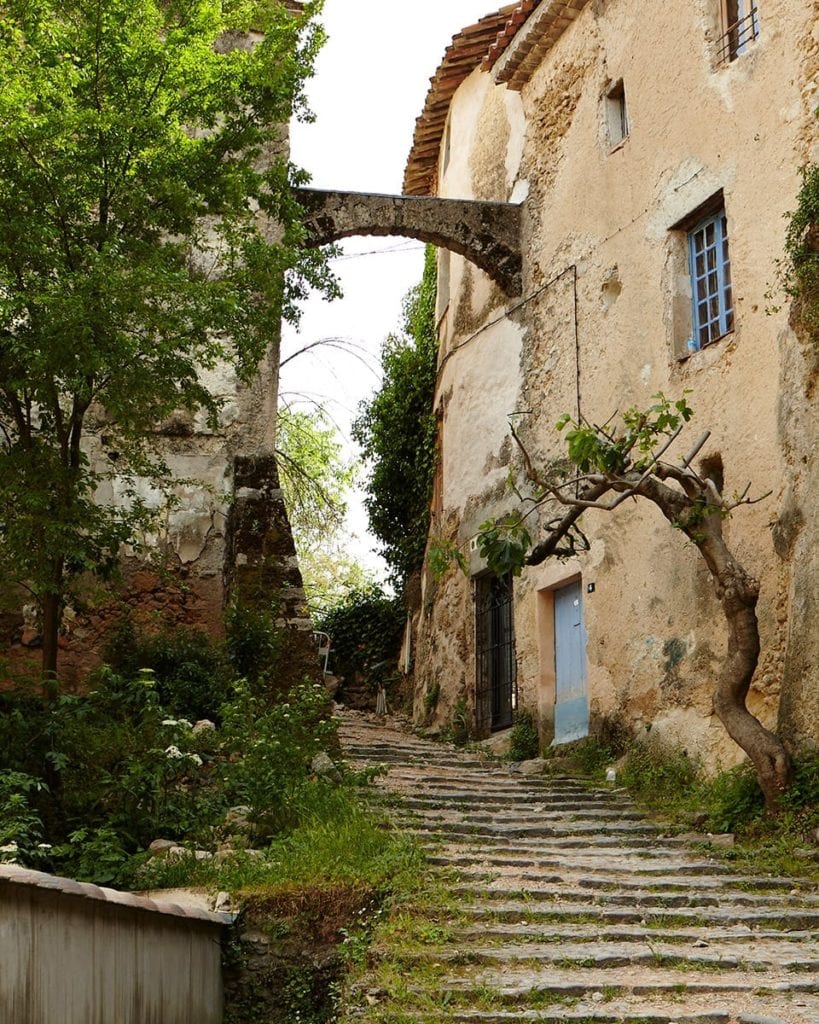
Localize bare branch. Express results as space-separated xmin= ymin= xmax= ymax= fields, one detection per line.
xmin=527 ymin=480 xmax=613 ymax=565
xmin=680 ymin=430 xmax=711 ymax=468
xmin=726 ymin=487 xmax=772 ymax=511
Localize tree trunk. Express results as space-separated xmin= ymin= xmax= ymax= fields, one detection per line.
xmin=40 ymin=558 xmax=64 ymax=693
xmin=660 ymin=499 xmax=792 ymax=812
xmin=525 ymin=463 xmax=793 ymax=811
xmin=710 ymin=565 xmax=792 ymax=810
xmin=41 ymin=591 xmax=60 ymax=690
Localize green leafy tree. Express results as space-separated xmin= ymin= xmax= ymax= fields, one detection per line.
xmin=475 ymin=396 xmax=791 ymax=812
xmin=352 ymin=245 xmax=438 ymax=588
xmin=0 ymin=0 xmax=335 ymax=679
xmin=276 ymin=405 xmax=372 ymax=612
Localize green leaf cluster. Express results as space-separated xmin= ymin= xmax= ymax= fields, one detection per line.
xmin=477 ymin=513 xmax=531 ymax=579
xmin=557 ymin=392 xmax=693 ymax=474
xmin=317 ymin=585 xmax=405 ymax=687
xmin=275 ymin=406 xmax=372 ymax=612
xmin=781 ymin=162 xmax=819 ymax=341
xmin=353 ymin=246 xmax=438 ymax=587
xmin=0 ymin=0 xmax=334 ymax=638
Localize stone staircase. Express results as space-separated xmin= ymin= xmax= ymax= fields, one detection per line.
xmin=337 ymin=712 xmax=819 ymax=1024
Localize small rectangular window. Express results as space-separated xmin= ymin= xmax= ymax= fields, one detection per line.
xmin=442 ymin=120 xmax=452 ymax=174
xmin=605 ymin=81 xmax=629 ymax=148
xmin=687 ymin=209 xmax=734 ymax=350
xmin=718 ymin=0 xmax=760 ymax=65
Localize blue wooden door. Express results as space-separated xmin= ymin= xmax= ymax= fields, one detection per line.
xmin=554 ymin=580 xmax=589 ymax=744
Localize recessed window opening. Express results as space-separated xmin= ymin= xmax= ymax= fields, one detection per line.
xmin=605 ymin=80 xmax=629 ymax=148
xmin=718 ymin=0 xmax=760 ymax=65
xmin=687 ymin=208 xmax=734 ymax=351
xmin=442 ymin=120 xmax=452 ymax=174
xmin=699 ymin=453 xmax=725 ymax=495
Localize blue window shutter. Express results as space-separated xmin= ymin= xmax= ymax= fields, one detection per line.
xmin=688 ymin=209 xmax=734 ymax=350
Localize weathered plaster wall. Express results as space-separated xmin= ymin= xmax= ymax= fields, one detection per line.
xmin=775 ymin=0 xmax=819 ymax=748
xmin=415 ymin=0 xmax=818 ymax=765
xmin=414 ymin=68 xmax=528 ymax=723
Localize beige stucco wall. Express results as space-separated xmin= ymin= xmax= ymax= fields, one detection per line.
xmin=415 ymin=0 xmax=818 ymax=768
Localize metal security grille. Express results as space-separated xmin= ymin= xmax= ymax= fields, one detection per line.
xmin=475 ymin=573 xmax=517 ymax=734
xmin=717 ymin=2 xmax=760 ymax=65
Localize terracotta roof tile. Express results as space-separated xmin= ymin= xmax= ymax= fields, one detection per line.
xmin=403 ymin=4 xmax=520 ymax=196
xmin=481 ymin=0 xmax=542 ymax=71
xmin=404 ymin=1 xmax=589 ymax=195
xmin=491 ymin=0 xmax=591 ymax=88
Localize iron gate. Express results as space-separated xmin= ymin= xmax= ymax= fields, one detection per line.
xmin=475 ymin=572 xmax=517 ymax=733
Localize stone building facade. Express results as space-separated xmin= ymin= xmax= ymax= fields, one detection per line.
xmin=407 ymin=0 xmax=819 ymax=767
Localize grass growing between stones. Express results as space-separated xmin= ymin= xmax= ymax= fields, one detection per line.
xmin=140 ymin=783 xmax=424 ymax=903
xmin=548 ymin=736 xmax=819 ymax=882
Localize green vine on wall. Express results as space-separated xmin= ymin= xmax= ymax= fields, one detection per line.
xmin=780 ymin=163 xmax=819 ymax=344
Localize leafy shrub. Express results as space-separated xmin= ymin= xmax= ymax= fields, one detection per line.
xmin=224 ymin=603 xmax=283 ymax=689
xmin=619 ymin=740 xmax=699 ymax=810
xmin=0 ymin=674 xmax=198 ymax=879
xmin=318 ymin=585 xmax=404 ymax=686
xmin=566 ymin=738 xmax=620 ymax=776
xmin=509 ymin=710 xmax=540 ymax=761
xmin=781 ymin=751 xmax=819 ymax=816
xmin=352 ymin=247 xmax=438 ymax=587
xmin=0 ymin=649 xmax=341 ymax=884
xmin=423 ymin=679 xmax=441 ymax=720
xmin=0 ymin=770 xmax=47 ymax=859
xmin=703 ymin=762 xmax=764 ymax=833
xmin=104 ymin=618 xmax=231 ymax=720
xmin=450 ymin=697 xmax=471 ymax=747
xmin=217 ymin=679 xmax=338 ymax=836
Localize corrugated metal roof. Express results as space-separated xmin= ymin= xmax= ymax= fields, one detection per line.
xmin=0 ymin=865 xmax=234 ymax=926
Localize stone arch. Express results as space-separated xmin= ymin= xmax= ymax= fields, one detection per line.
xmin=296 ymin=188 xmax=523 ymax=296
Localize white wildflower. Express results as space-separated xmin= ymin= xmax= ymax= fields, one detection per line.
xmin=161 ymin=719 xmax=179 ymax=727
xmin=189 ymin=754 xmax=203 ymax=767
xmin=165 ymin=745 xmax=185 ymax=759
xmin=0 ymin=842 xmax=19 ymax=854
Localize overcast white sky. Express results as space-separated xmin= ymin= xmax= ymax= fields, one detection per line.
xmin=280 ymin=1 xmax=499 ymax=576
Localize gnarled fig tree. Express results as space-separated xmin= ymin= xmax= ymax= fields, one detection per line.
xmin=476 ymin=395 xmax=791 ymax=811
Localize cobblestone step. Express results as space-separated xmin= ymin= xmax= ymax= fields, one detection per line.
xmin=372 ymin=938 xmax=817 ymax=971
xmin=454 ymin=922 xmax=817 ymax=944
xmin=336 ymin=713 xmax=818 ymax=1024
xmin=368 ymin=1008 xmax=816 ymax=1024
xmin=398 ymin=793 xmax=636 ymax=810
xmin=450 ymin=900 xmax=819 ymax=930
xmin=397 ymin=805 xmax=649 ymax=823
xmin=445 ymin=883 xmax=819 ymax=911
xmin=423 ymin=851 xmax=737 ymax=874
